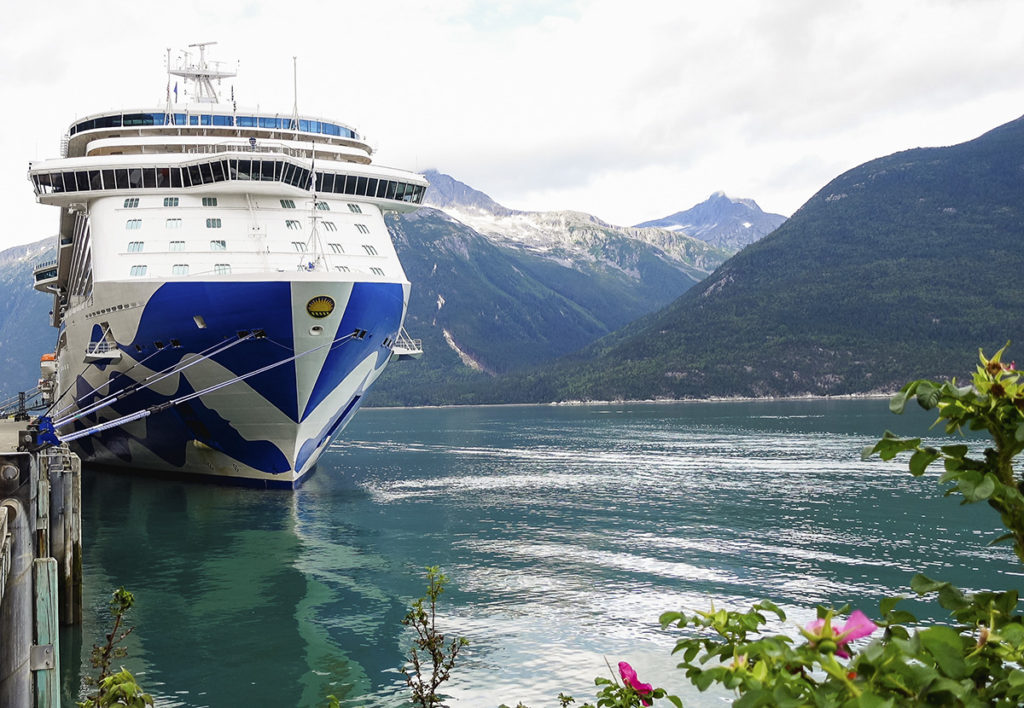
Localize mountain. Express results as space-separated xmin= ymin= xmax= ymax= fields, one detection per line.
xmin=634 ymin=191 xmax=787 ymax=251
xmin=369 ymin=173 xmax=745 ymax=403
xmin=0 ymin=238 xmax=58 ymax=401
xmin=421 ymin=169 xmax=731 ymax=273
xmin=465 ymin=114 xmax=1024 ymax=403
xmin=370 ymin=206 xmax=716 ymax=404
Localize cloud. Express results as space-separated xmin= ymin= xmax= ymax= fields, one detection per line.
xmin=3 ymin=0 xmax=1024 ymax=249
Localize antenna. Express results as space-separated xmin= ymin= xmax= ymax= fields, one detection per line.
xmin=300 ymin=143 xmax=330 ymax=273
xmin=292 ymin=56 xmax=299 ymax=132
xmin=164 ymin=47 xmax=172 ymax=124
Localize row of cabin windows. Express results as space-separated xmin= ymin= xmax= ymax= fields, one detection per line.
xmin=130 ymin=263 xmax=376 ymax=277
xmin=124 ymin=240 xmax=378 ymax=254
xmin=126 ymin=217 xmax=367 ymax=233
xmin=32 ymin=161 xmax=426 ymax=204
xmin=126 ymin=196 xmax=363 ymax=212
xmin=130 ymin=264 xmax=231 ymax=276
xmin=126 ymin=197 xmax=214 ymax=208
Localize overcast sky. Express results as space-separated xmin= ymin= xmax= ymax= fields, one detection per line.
xmin=3 ymin=0 xmax=1023 ymax=249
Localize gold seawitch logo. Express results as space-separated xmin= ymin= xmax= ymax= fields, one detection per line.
xmin=306 ymin=296 xmax=335 ymax=318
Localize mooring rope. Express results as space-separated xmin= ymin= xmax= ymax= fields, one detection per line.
xmin=60 ymin=330 xmax=358 ymax=443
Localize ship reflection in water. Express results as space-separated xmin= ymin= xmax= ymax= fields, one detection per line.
xmin=65 ymin=401 xmax=1013 ymax=707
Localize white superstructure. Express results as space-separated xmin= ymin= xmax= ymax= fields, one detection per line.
xmin=28 ymin=45 xmax=426 ymax=487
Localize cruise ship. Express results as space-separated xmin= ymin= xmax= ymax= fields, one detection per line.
xmin=27 ymin=44 xmax=426 ymax=487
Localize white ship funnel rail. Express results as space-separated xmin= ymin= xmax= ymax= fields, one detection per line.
xmin=60 ymin=329 xmax=361 ymax=444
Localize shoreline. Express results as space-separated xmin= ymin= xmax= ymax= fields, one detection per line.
xmin=363 ymin=391 xmax=895 ymax=411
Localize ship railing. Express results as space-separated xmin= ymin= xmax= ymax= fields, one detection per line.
xmin=33 ymin=259 xmax=58 ymax=272
xmin=391 ymin=328 xmax=423 ymax=362
xmin=84 ymin=340 xmax=122 ymax=365
xmin=184 ymin=143 xmax=305 ymax=158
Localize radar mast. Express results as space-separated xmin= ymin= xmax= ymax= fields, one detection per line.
xmin=170 ymin=42 xmax=237 ymax=104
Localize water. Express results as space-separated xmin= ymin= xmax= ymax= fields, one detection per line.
xmin=61 ymin=399 xmax=1019 ymax=707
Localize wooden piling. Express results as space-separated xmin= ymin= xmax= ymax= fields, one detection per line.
xmin=0 ymin=421 xmax=82 ymax=708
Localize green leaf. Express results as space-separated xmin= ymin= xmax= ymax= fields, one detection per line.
xmin=941 ymin=444 xmax=969 ymax=458
xmin=915 ymin=381 xmax=941 ymax=409
xmin=889 ymin=390 xmax=908 ymax=414
xmin=665 ymin=697 xmax=683 ymax=708
xmin=919 ymin=626 xmax=967 ymax=679
xmin=909 ymin=448 xmax=941 ymax=476
xmin=659 ymin=611 xmax=682 ymax=628
xmin=879 ymin=596 xmax=905 ymax=615
xmin=853 ymin=691 xmax=896 ymax=708
xmin=910 ymin=574 xmax=945 ymax=594
xmin=958 ymin=471 xmax=996 ymax=502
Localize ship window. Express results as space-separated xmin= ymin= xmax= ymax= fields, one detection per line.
xmin=210 ymin=239 xmax=226 ymax=250
xmin=319 ymin=173 xmax=335 ymax=193
xmin=342 ymin=176 xmax=356 ymax=195
xmin=206 ymin=218 xmax=222 ymax=229
xmin=362 ymin=244 xmax=378 ymax=256
xmin=329 ymin=243 xmax=343 ymax=253
xmin=370 ymin=267 xmax=385 ymax=276
xmin=129 ymin=265 xmax=147 ymax=277
xmin=315 ymin=202 xmax=330 ymax=211
xmin=286 ymin=220 xmax=302 ymax=230
xmin=280 ymin=199 xmax=296 ymax=209
xmin=142 ymin=169 xmax=157 ymax=188
xmin=198 ymin=163 xmax=212 ymax=184
xmin=127 ymin=241 xmax=144 ymax=253
xmin=323 ymin=222 xmax=337 ymax=232
xmin=163 ymin=197 xmax=179 ymax=207
xmin=355 ymin=224 xmax=370 ymax=234
xmin=292 ymin=241 xmax=306 ymax=252
xmin=213 ymin=115 xmax=233 ymax=127
xmin=214 ymin=264 xmax=231 ymax=275
xmin=165 ymin=218 xmax=182 ymax=229
xmin=169 ymin=240 xmax=185 ymax=251
xmin=123 ymin=198 xmax=139 ymax=208
xmin=366 ymin=178 xmax=378 ymax=197
xmin=334 ymin=265 xmax=350 ymax=272
xmin=172 ymin=264 xmax=189 ymax=275
xmin=211 ymin=161 xmax=226 ymax=182
xmin=282 ymin=164 xmax=296 ymax=184
xmin=355 ymin=176 xmax=368 ymax=195
xmin=125 ymin=219 xmax=142 ymax=230
xmin=89 ymin=171 xmax=103 ymax=190
xmin=347 ymin=203 xmax=362 ymax=214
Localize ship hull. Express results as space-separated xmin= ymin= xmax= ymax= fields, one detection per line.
xmin=54 ymin=276 xmax=407 ymax=488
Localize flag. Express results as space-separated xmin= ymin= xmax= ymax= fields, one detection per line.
xmin=173 ymin=82 xmax=178 ymax=102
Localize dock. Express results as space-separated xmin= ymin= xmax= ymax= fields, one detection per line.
xmin=0 ymin=418 xmax=82 ymax=708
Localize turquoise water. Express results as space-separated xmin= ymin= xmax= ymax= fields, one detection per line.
xmin=61 ymin=399 xmax=1018 ymax=706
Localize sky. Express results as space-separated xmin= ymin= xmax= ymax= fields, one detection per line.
xmin=3 ymin=0 xmax=1024 ymax=249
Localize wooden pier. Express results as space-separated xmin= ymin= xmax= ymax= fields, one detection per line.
xmin=0 ymin=419 xmax=82 ymax=708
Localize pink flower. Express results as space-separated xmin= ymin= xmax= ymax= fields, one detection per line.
xmin=618 ymin=661 xmax=653 ymax=706
xmin=805 ymin=610 xmax=877 ymax=658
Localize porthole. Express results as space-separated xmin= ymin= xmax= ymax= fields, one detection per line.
xmin=309 ymin=325 xmax=324 ymax=336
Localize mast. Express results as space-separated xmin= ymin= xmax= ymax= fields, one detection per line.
xmin=169 ymin=41 xmax=237 ymax=104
